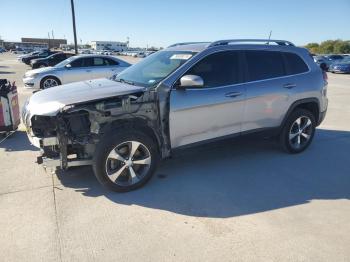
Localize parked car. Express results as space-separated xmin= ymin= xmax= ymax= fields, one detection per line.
xmin=30 ymin=52 xmax=75 ymax=69
xmin=17 ymin=51 xmax=41 ymax=60
xmin=325 ymin=54 xmax=344 ymax=62
xmin=329 ymin=57 xmax=350 ymax=73
xmin=22 ymin=50 xmax=58 ymax=65
xmin=22 ymin=39 xmax=328 ymax=192
xmin=0 ymin=48 xmax=6 ymax=53
xmin=23 ymin=55 xmax=130 ymax=89
xmin=313 ymin=55 xmax=332 ymax=71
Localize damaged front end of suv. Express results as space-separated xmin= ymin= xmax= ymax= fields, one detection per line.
xmin=22 ymin=79 xmax=169 ymax=170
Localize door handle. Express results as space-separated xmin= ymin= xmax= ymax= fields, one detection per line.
xmin=225 ymin=91 xmax=242 ymax=98
xmin=283 ymin=83 xmax=296 ymax=89
xmin=86 ymin=70 xmax=92 ymax=72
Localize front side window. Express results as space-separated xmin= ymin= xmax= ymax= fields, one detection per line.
xmin=114 ymin=50 xmax=196 ymax=87
xmin=245 ymin=50 xmax=285 ymax=81
xmin=70 ymin=58 xmax=83 ymax=68
xmin=185 ymin=51 xmax=241 ymax=88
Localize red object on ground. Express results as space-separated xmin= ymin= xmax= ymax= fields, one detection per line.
xmin=0 ymin=80 xmax=20 ymax=132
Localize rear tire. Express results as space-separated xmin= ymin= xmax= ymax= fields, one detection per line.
xmin=92 ymin=129 xmax=159 ymax=192
xmin=279 ymin=108 xmax=316 ymax=154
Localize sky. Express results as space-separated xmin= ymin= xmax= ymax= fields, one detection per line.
xmin=1 ymin=0 xmax=350 ymax=48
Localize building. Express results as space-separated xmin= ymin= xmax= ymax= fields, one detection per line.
xmin=90 ymin=41 xmax=128 ymax=51
xmin=3 ymin=41 xmax=48 ymax=51
xmin=21 ymin=37 xmax=67 ymax=49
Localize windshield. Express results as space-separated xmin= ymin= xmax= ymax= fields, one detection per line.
xmin=55 ymin=56 xmax=75 ymax=68
xmin=114 ymin=50 xmax=196 ymax=87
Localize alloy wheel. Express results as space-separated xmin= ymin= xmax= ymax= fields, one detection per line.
xmin=289 ymin=116 xmax=313 ymax=149
xmin=43 ymin=78 xmax=59 ymax=89
xmin=105 ymin=141 xmax=152 ymax=186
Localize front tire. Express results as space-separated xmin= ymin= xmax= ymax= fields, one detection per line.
xmin=279 ymin=109 xmax=316 ymax=154
xmin=93 ymin=129 xmax=159 ymax=192
xmin=40 ymin=76 xmax=61 ymax=89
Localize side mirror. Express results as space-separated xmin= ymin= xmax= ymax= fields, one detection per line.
xmin=65 ymin=64 xmax=72 ymax=69
xmin=179 ymin=75 xmax=204 ymax=88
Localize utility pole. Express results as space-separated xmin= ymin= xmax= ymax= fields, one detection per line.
xmin=48 ymin=32 xmax=51 ymax=49
xmin=70 ymin=0 xmax=78 ymax=54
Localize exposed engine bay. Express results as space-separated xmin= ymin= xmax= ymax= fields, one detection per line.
xmin=26 ymin=89 xmax=169 ymax=169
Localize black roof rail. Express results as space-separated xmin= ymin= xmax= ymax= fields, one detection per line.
xmin=208 ymin=39 xmax=295 ymax=47
xmin=168 ymin=42 xmax=210 ymax=48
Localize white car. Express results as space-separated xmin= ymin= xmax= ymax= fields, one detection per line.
xmin=23 ymin=55 xmax=130 ymax=89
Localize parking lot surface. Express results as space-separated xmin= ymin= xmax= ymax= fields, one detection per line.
xmin=1 ymin=53 xmax=349 ymax=262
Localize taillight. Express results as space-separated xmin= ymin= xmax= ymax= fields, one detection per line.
xmin=322 ymin=70 xmax=328 ymax=82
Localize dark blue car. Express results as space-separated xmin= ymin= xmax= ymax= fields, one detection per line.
xmin=329 ymin=57 xmax=350 ymax=73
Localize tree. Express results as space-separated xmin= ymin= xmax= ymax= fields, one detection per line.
xmin=304 ymin=40 xmax=350 ymax=54
xmin=305 ymin=43 xmax=319 ymax=54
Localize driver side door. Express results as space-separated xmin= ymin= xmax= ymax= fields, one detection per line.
xmin=169 ymin=50 xmax=246 ymax=148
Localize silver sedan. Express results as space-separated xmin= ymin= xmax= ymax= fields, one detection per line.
xmin=23 ymin=55 xmax=130 ymax=89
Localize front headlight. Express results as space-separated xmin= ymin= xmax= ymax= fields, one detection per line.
xmin=25 ymin=72 xmax=38 ymax=78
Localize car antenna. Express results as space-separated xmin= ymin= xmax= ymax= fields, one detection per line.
xmin=267 ymin=30 xmax=272 ymax=45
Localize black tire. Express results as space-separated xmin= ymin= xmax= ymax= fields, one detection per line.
xmin=279 ymin=108 xmax=316 ymax=154
xmin=40 ymin=76 xmax=61 ymax=89
xmin=92 ymin=129 xmax=159 ymax=192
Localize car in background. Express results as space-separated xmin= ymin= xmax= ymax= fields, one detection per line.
xmin=30 ymin=52 xmax=75 ymax=69
xmin=313 ymin=55 xmax=332 ymax=71
xmin=17 ymin=51 xmax=42 ymax=61
xmin=325 ymin=54 xmax=344 ymax=62
xmin=329 ymin=57 xmax=350 ymax=73
xmin=0 ymin=48 xmax=6 ymax=53
xmin=23 ymin=55 xmax=131 ymax=89
xmin=22 ymin=50 xmax=58 ymax=65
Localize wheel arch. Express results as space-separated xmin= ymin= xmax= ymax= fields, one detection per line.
xmin=40 ymin=75 xmax=62 ymax=89
xmin=281 ymin=98 xmax=320 ymax=129
xmin=99 ymin=118 xmax=163 ymax=155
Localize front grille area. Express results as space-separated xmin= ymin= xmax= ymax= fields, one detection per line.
xmin=31 ymin=115 xmax=57 ymax=137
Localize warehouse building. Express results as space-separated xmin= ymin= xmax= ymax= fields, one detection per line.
xmin=90 ymin=41 xmax=128 ymax=51
xmin=21 ymin=37 xmax=67 ymax=49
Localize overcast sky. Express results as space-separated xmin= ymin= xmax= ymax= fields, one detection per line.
xmin=2 ymin=0 xmax=350 ymax=47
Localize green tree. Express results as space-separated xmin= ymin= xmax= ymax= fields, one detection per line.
xmin=305 ymin=42 xmax=319 ymax=54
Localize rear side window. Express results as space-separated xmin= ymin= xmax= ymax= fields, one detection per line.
xmin=245 ymin=50 xmax=285 ymax=81
xmin=283 ymin=52 xmax=309 ymax=75
xmin=93 ymin=57 xmax=105 ymax=66
xmin=186 ymin=51 xmax=242 ymax=88
xmin=104 ymin=58 xmax=118 ymax=65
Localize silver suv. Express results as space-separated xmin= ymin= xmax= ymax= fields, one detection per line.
xmin=22 ymin=39 xmax=328 ymax=192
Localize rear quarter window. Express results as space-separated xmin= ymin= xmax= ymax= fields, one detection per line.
xmin=245 ymin=50 xmax=285 ymax=82
xmin=283 ymin=52 xmax=309 ymax=75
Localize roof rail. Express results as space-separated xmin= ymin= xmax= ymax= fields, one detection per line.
xmin=168 ymin=42 xmax=210 ymax=48
xmin=208 ymin=39 xmax=295 ymax=47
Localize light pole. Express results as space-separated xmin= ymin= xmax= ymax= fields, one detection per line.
xmin=70 ymin=0 xmax=78 ymax=54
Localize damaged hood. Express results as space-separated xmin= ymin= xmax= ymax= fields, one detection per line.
xmin=26 ymin=78 xmax=145 ymax=116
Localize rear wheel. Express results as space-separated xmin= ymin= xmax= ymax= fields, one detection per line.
xmin=280 ymin=109 xmax=316 ymax=153
xmin=93 ymin=130 xmax=159 ymax=192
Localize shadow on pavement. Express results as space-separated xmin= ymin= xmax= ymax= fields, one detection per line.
xmin=55 ymin=128 xmax=350 ymax=218
xmin=0 ymin=131 xmax=38 ymax=152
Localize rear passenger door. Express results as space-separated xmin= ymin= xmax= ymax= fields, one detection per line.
xmin=242 ymin=50 xmax=293 ymax=131
xmin=92 ymin=57 xmax=120 ymax=78
xmin=169 ymin=50 xmax=246 ymax=148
